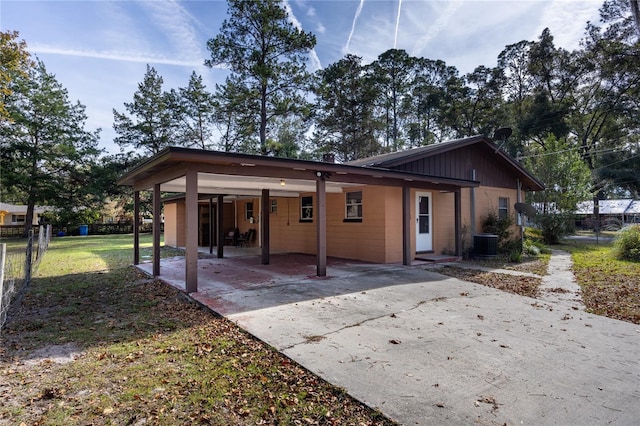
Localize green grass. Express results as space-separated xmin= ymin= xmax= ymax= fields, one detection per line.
xmin=559 ymin=239 xmax=640 ymax=324
xmin=0 ymin=234 xmax=393 ymax=425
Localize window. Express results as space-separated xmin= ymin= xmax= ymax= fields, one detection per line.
xmin=12 ymin=215 xmax=25 ymax=224
xmin=345 ymin=191 xmax=363 ymax=221
xmin=300 ymin=196 xmax=313 ymax=221
xmin=270 ymin=199 xmax=277 ymax=214
xmin=498 ymin=197 xmax=509 ymax=220
xmin=245 ymin=202 xmax=254 ymax=221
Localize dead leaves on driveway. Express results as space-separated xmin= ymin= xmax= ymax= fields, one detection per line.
xmin=439 ymin=266 xmax=541 ymax=298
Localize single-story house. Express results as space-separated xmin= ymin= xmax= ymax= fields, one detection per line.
xmin=575 ymin=199 xmax=640 ymax=229
xmin=0 ymin=202 xmax=50 ymax=226
xmin=117 ymin=135 xmax=544 ymax=293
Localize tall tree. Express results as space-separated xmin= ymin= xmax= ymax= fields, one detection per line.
xmin=205 ymin=0 xmax=316 ymax=155
xmin=521 ymin=29 xmax=578 ymax=147
xmin=212 ymin=75 xmax=261 ymax=153
xmin=313 ymin=54 xmax=381 ymax=161
xmin=402 ymin=58 xmax=459 ymax=146
xmin=168 ymin=72 xmax=215 ymax=150
xmin=0 ymin=30 xmax=32 ymax=120
xmin=370 ymin=49 xmax=415 ymax=151
xmin=444 ymin=65 xmax=505 ymax=139
xmin=113 ymin=65 xmax=174 ymax=156
xmin=573 ymin=0 xmax=640 ymax=199
xmin=524 ymin=135 xmax=591 ymax=243
xmin=497 ymin=40 xmax=534 ymax=155
xmin=0 ymin=59 xmax=101 ymax=236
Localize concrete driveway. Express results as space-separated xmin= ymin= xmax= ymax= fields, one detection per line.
xmin=147 ymin=256 xmax=640 ymax=425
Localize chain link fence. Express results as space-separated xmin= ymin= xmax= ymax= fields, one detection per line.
xmin=0 ymin=225 xmax=52 ymax=331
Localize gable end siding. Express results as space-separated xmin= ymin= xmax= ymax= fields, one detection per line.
xmin=388 ymin=145 xmax=518 ymax=189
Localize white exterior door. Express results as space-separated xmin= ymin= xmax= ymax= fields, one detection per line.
xmin=416 ymin=192 xmax=432 ymax=252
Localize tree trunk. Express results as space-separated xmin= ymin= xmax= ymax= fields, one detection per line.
xmin=23 ymin=201 xmax=35 ymax=238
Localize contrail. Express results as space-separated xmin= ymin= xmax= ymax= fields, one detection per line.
xmin=30 ymin=45 xmax=210 ymax=68
xmin=282 ymin=0 xmax=322 ymax=70
xmin=394 ymin=0 xmax=403 ymax=49
xmin=411 ymin=0 xmax=463 ymax=57
xmin=344 ymin=0 xmax=365 ymax=53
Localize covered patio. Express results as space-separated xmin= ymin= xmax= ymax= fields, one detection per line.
xmin=117 ymin=147 xmax=478 ymax=293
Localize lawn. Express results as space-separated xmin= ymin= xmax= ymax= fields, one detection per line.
xmin=0 ymin=234 xmax=393 ymax=425
xmin=560 ymin=238 xmax=640 ymax=324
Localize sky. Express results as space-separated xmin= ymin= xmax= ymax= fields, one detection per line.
xmin=1 ymin=0 xmax=604 ymax=154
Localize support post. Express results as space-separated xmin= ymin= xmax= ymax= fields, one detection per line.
xmin=209 ymin=198 xmax=214 ymax=254
xmin=185 ymin=170 xmax=198 ymax=293
xmin=152 ymin=184 xmax=161 ymax=277
xmin=316 ymin=176 xmax=327 ymax=276
xmin=402 ymin=186 xmax=411 ymax=265
xmin=470 ymin=169 xmax=476 ymax=239
xmin=133 ymin=191 xmax=140 ymax=265
xmin=217 ymin=194 xmax=224 ymax=258
xmin=454 ymin=189 xmax=462 ymax=257
xmin=261 ymin=189 xmax=270 ymax=265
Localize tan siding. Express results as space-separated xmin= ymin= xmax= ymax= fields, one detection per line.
xmin=327 ymin=187 xmax=387 ymax=263
xmin=433 ymin=191 xmax=456 ymax=255
xmin=383 ymin=187 xmax=403 ymax=263
xmin=164 ymin=203 xmax=178 ymax=247
xmin=270 ymin=196 xmax=317 ymax=254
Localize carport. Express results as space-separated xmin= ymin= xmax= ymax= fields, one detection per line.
xmin=117 ymin=147 xmax=477 ymax=293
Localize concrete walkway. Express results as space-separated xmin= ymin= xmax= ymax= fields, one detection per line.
xmin=539 ymin=249 xmax=584 ymax=308
xmin=142 ymin=252 xmax=640 ymax=425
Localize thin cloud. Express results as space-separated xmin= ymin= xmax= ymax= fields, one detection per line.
xmin=394 ymin=0 xmax=402 ymax=49
xmin=411 ymin=0 xmax=464 ymax=57
xmin=141 ymin=0 xmax=208 ymax=63
xmin=535 ymin=0 xmax=599 ymax=50
xmin=345 ymin=0 xmax=365 ymax=54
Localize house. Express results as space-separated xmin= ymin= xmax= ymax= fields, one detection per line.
xmin=0 ymin=202 xmax=50 ymax=226
xmin=575 ymin=199 xmax=640 ymax=229
xmin=117 ymin=135 xmax=544 ymax=293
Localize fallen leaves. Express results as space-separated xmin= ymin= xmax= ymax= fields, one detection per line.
xmin=1 ymin=266 xmax=394 ymax=426
xmin=440 ymin=266 xmax=542 ymax=298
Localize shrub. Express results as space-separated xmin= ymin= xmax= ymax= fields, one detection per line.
xmin=536 ymin=213 xmax=574 ymax=244
xmin=481 ymin=209 xmax=513 ymax=252
xmin=523 ymin=239 xmax=541 ymax=256
xmin=614 ymin=225 xmax=640 ymax=262
xmin=524 ymin=227 xmax=543 ymax=242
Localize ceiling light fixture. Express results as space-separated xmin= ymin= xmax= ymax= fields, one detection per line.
xmin=280 ymin=179 xmax=285 ymax=186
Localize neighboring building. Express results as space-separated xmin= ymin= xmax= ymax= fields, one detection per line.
xmin=575 ymin=199 xmax=640 ymax=229
xmin=0 ymin=202 xmax=51 ymax=226
xmin=118 ymin=135 xmax=544 ymax=292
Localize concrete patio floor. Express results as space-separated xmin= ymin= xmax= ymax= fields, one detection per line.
xmin=137 ymin=251 xmax=640 ymax=425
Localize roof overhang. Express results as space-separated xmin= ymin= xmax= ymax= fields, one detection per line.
xmin=117 ymin=147 xmax=479 ymax=195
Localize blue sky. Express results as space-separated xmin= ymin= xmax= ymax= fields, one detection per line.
xmin=1 ymin=0 xmax=603 ymax=154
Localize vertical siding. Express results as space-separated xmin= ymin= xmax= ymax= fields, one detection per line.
xmin=392 ymin=145 xmax=517 ymax=188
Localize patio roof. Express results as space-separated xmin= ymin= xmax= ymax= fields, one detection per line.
xmin=117 ymin=147 xmax=479 ymax=194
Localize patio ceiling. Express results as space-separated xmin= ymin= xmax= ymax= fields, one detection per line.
xmin=159 ymin=173 xmax=359 ymax=197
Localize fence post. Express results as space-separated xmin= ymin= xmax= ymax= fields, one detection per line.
xmin=37 ymin=225 xmax=44 ymax=260
xmin=46 ymin=224 xmax=52 ymax=249
xmin=0 ymin=243 xmax=6 ymax=314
